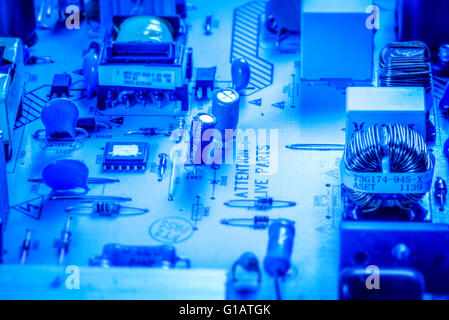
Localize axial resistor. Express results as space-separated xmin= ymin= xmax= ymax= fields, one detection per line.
xmin=263 ymin=219 xmax=295 ymax=278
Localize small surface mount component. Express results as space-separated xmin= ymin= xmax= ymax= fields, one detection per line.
xmin=195 ymin=66 xmax=216 ymax=99
xmin=102 ymin=142 xmax=150 ymax=171
xmin=50 ymin=73 xmax=72 ymax=98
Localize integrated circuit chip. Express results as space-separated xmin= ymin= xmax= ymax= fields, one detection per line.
xmin=102 ymin=142 xmax=149 ymax=171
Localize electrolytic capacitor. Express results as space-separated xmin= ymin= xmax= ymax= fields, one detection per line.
xmin=435 ymin=177 xmax=447 ymax=210
xmin=212 ymin=88 xmax=240 ymax=138
xmin=190 ymin=113 xmax=217 ymax=165
xmin=264 ymin=219 xmax=295 ymax=278
xmin=0 ymin=0 xmax=38 ymax=46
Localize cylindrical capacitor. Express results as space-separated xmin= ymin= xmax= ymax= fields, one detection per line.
xmin=231 ymin=58 xmax=251 ymax=91
xmin=0 ymin=0 xmax=37 ymax=46
xmin=190 ymin=113 xmax=217 ymax=165
xmin=83 ymin=42 xmax=100 ymax=99
xmin=263 ymin=219 xmax=295 ymax=278
xmin=212 ymin=88 xmax=240 ymax=138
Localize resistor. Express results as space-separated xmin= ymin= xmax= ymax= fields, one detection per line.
xmin=65 ymin=201 xmax=148 ymax=217
xmin=57 ymin=217 xmax=72 ymax=265
xmin=264 ymin=219 xmax=295 ymax=300
xmin=264 ymin=219 xmax=295 ymax=278
xmin=435 ymin=177 xmax=447 ymax=211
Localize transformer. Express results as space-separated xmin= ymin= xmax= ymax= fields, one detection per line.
xmin=97 ymin=15 xmax=189 ymax=116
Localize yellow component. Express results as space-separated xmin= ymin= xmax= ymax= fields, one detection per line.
xmin=116 ymin=16 xmax=174 ymax=43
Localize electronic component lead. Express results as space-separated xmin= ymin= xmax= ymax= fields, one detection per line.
xmin=220 ymin=216 xmax=271 ymax=230
xmin=49 ymin=195 xmax=132 ymax=202
xmin=29 ymin=177 xmax=120 ymax=184
xmin=224 ymin=198 xmax=296 ymax=210
xmin=286 ymin=144 xmax=345 ymax=151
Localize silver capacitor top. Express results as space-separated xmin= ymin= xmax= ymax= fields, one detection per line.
xmin=212 ymin=88 xmax=240 ymax=137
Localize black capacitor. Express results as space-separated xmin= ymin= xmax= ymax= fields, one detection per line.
xmin=0 ymin=0 xmax=37 ymax=46
xmin=263 ymin=219 xmax=295 ymax=278
xmin=396 ymin=0 xmax=449 ymax=51
xmin=190 ymin=113 xmax=217 ymax=165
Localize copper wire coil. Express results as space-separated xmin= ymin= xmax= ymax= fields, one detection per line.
xmin=344 ymin=124 xmax=433 ymax=211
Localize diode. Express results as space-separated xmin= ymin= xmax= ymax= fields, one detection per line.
xmin=263 ymin=219 xmax=295 ymax=300
xmin=56 ymin=216 xmax=72 ymax=265
xmin=434 ymin=177 xmax=447 ymax=211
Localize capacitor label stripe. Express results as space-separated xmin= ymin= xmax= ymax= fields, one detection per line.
xmin=230 ymin=0 xmax=274 ymax=95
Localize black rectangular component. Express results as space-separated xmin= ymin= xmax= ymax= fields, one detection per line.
xmin=102 ymin=142 xmax=149 ymax=171
xmin=50 ymin=73 xmax=71 ymax=98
